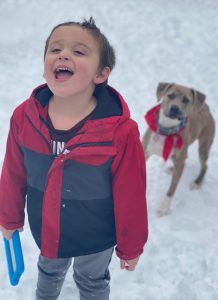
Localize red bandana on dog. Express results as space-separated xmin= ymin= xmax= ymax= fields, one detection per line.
xmin=145 ymin=104 xmax=185 ymax=161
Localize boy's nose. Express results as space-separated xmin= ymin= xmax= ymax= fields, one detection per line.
xmin=58 ymin=50 xmax=70 ymax=61
xmin=58 ymin=55 xmax=69 ymax=61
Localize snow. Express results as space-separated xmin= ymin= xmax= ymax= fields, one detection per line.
xmin=0 ymin=0 xmax=218 ymax=299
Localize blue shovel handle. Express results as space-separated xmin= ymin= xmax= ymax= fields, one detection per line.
xmin=3 ymin=230 xmax=25 ymax=286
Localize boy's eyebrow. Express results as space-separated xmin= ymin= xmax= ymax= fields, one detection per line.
xmin=74 ymin=42 xmax=91 ymax=51
xmin=48 ymin=40 xmax=91 ymax=50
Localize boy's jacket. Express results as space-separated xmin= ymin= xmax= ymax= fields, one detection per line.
xmin=0 ymin=84 xmax=148 ymax=259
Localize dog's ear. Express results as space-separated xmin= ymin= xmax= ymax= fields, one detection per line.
xmin=156 ymin=82 xmax=174 ymax=102
xmin=191 ymin=89 xmax=206 ymax=108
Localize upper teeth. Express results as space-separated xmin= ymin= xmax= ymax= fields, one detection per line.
xmin=56 ymin=67 xmax=73 ymax=72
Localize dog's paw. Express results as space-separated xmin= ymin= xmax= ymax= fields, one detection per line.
xmin=190 ymin=182 xmax=201 ymax=190
xmin=156 ymin=207 xmax=170 ymax=217
xmin=156 ymin=196 xmax=172 ymax=217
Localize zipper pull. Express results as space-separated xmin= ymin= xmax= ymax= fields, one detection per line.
xmin=63 ymin=149 xmax=70 ymax=155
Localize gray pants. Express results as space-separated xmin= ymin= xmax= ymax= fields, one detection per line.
xmin=36 ymin=247 xmax=114 ymax=300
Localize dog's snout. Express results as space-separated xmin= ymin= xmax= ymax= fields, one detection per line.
xmin=169 ymin=105 xmax=181 ymax=118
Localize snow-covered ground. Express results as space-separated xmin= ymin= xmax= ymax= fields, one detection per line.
xmin=0 ymin=0 xmax=218 ymax=299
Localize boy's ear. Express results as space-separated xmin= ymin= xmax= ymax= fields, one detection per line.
xmin=94 ymin=67 xmax=111 ymax=84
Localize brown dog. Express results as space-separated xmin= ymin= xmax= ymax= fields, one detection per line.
xmin=142 ymin=82 xmax=215 ymax=216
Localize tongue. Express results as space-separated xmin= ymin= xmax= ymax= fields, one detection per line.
xmin=56 ymin=71 xmax=72 ymax=80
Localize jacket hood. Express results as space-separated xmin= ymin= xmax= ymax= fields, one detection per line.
xmin=27 ymin=83 xmax=130 ymax=123
xmin=21 ymin=83 xmax=131 ymax=148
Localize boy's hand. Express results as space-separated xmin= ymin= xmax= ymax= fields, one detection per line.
xmin=0 ymin=225 xmax=23 ymax=240
xmin=120 ymin=256 xmax=140 ymax=271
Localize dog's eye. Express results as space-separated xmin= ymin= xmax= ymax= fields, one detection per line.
xmin=183 ymin=96 xmax=190 ymax=104
xmin=168 ymin=93 xmax=176 ymax=100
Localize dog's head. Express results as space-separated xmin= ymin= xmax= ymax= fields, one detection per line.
xmin=156 ymin=82 xmax=206 ymax=120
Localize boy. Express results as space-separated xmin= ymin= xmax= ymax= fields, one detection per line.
xmin=0 ymin=18 xmax=148 ymax=299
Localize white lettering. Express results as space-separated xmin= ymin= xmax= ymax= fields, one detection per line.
xmin=51 ymin=140 xmax=65 ymax=155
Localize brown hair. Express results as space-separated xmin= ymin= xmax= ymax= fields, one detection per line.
xmin=44 ymin=17 xmax=116 ymax=73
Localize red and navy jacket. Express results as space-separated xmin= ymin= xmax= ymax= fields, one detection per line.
xmin=0 ymin=84 xmax=148 ymax=259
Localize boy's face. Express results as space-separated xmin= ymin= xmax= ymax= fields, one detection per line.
xmin=44 ymin=25 xmax=108 ymax=98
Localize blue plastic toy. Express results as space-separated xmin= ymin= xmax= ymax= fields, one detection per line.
xmin=3 ymin=230 xmax=25 ymax=286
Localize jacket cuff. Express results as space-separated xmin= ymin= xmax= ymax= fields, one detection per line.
xmin=0 ymin=221 xmax=24 ymax=230
xmin=115 ymin=246 xmax=144 ymax=260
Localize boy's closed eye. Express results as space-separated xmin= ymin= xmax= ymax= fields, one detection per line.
xmin=50 ymin=48 xmax=61 ymax=53
xmin=74 ymin=50 xmax=85 ymax=56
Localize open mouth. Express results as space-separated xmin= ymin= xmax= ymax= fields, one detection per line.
xmin=166 ymin=113 xmax=183 ymax=120
xmin=54 ymin=67 xmax=74 ymax=81
xmin=165 ymin=113 xmax=184 ymax=120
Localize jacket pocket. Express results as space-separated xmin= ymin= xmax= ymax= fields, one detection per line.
xmin=62 ymin=158 xmax=113 ymax=200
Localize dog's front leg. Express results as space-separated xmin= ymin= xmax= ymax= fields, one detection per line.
xmin=157 ymin=154 xmax=186 ymax=217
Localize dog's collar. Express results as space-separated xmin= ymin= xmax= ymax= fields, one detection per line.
xmin=158 ymin=117 xmax=187 ymax=136
xmin=144 ymin=104 xmax=185 ymax=161
xmin=145 ymin=104 xmax=187 ymax=136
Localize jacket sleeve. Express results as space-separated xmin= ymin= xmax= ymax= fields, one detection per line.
xmin=111 ymin=122 xmax=148 ymax=260
xmin=0 ymin=116 xmax=27 ymax=229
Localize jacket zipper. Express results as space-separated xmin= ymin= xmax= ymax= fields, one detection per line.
xmin=67 ymin=141 xmax=112 ymax=151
